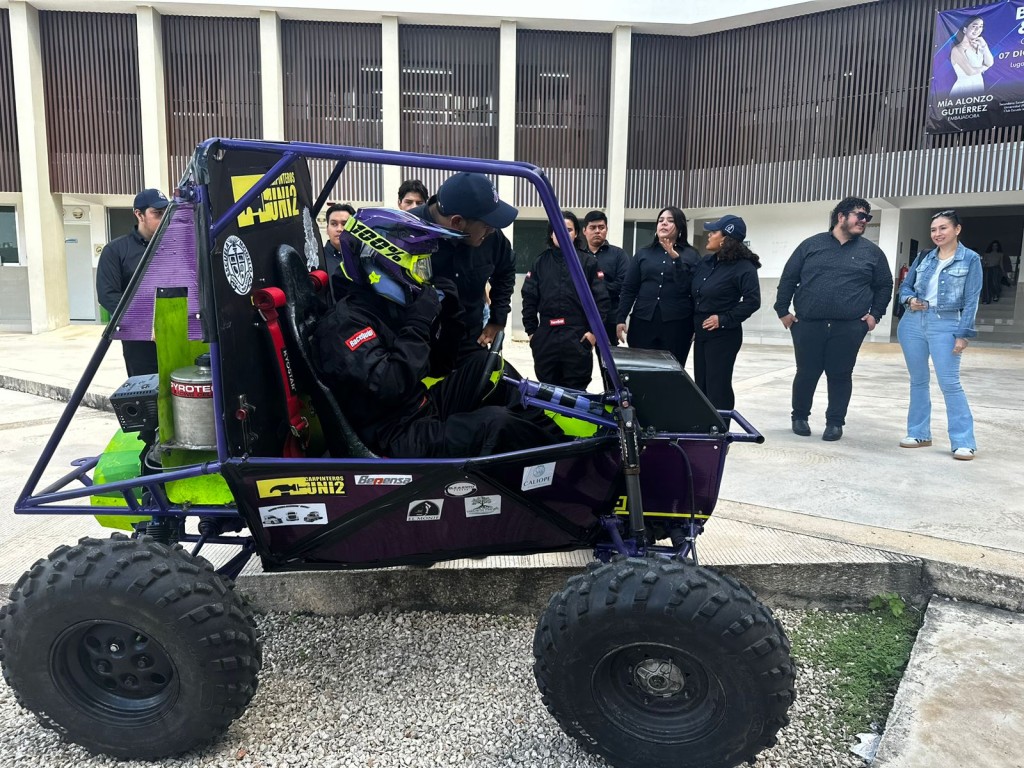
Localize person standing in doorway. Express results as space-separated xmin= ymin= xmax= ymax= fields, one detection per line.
xmin=582 ymin=211 xmax=629 ymax=346
xmin=897 ymin=209 xmax=982 ymax=460
xmin=96 ymin=188 xmax=169 ymax=376
xmin=980 ymin=240 xmax=1003 ymax=304
xmin=774 ymin=196 xmax=893 ymax=441
xmin=692 ymin=215 xmax=761 ymax=415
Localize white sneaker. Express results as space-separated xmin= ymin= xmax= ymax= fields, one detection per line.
xmin=952 ymin=448 xmax=976 ymax=461
xmin=900 ymin=436 xmax=932 ymax=448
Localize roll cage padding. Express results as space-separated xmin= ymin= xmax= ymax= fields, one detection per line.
xmin=272 ymin=245 xmax=378 ymax=458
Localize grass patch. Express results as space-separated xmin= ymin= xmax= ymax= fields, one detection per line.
xmin=788 ymin=605 xmax=923 ymax=735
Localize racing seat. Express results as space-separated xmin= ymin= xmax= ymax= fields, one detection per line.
xmin=272 ymin=245 xmax=377 ymax=458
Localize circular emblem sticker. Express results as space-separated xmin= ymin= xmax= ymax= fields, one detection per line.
xmin=222 ymin=235 xmax=253 ymax=295
xmin=302 ymin=207 xmax=319 ymax=270
xmin=445 ymin=482 xmax=477 ymax=497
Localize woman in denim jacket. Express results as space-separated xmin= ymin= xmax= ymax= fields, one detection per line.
xmin=897 ymin=210 xmax=983 ymax=460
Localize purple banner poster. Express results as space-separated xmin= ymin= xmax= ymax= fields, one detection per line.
xmin=926 ymin=0 xmax=1024 ymax=134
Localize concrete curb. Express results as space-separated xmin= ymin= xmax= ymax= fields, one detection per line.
xmin=0 ymin=374 xmax=113 ymax=413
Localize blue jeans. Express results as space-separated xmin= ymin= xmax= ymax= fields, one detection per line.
xmin=897 ymin=308 xmax=975 ymax=450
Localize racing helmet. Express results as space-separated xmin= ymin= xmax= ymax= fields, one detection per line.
xmin=336 ymin=208 xmax=464 ymax=304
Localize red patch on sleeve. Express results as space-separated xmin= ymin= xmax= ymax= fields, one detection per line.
xmin=345 ymin=326 xmax=377 ymax=351
xmin=596 ymin=271 xmax=605 ymax=278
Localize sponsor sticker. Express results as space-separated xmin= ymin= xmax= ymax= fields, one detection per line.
xmin=445 ymin=481 xmax=477 ymax=497
xmin=231 ymin=171 xmax=299 ymax=228
xmin=222 ymin=235 xmax=253 ymax=295
xmin=170 ymin=381 xmax=213 ymax=399
xmin=259 ymin=503 xmax=328 ymax=527
xmin=465 ymin=495 xmax=501 ymax=518
xmin=407 ymin=499 xmax=443 ymax=522
xmin=521 ymin=462 xmax=556 ymax=491
xmin=257 ymin=476 xmax=346 ymax=498
xmin=346 ymin=326 xmax=377 ymax=351
xmin=355 ymin=474 xmax=413 ymax=486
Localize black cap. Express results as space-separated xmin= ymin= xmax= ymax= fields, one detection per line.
xmin=703 ymin=214 xmax=746 ymax=241
xmin=133 ymin=188 xmax=170 ymax=212
xmin=435 ymin=173 xmax=517 ymax=229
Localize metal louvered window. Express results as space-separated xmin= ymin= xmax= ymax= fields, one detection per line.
xmin=282 ymin=19 xmax=383 ymax=203
xmin=164 ymin=16 xmax=262 ymax=183
xmin=39 ymin=11 xmax=142 ymax=195
xmin=398 ymin=25 xmax=500 ymax=193
xmin=0 ymin=10 xmax=19 ymax=193
xmin=515 ymin=30 xmax=611 ymax=209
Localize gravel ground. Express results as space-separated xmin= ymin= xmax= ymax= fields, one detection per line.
xmin=0 ymin=608 xmax=870 ymax=768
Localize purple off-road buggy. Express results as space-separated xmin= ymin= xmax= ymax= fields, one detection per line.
xmin=0 ymin=140 xmax=794 ymax=768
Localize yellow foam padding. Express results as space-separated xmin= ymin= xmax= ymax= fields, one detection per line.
xmin=91 ymin=429 xmax=150 ymax=531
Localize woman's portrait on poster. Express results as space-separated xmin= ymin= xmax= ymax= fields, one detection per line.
xmin=949 ymin=15 xmax=993 ymax=97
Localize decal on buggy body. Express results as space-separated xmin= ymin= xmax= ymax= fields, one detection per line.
xmin=521 ymin=462 xmax=556 ymax=490
xmin=230 ymin=171 xmax=299 ymax=228
xmin=257 ymin=476 xmax=346 ymax=498
xmin=445 ymin=482 xmax=477 ymax=497
xmin=355 ymin=474 xmax=412 ymax=486
xmin=301 ymin=207 xmax=320 ymax=269
xmin=612 ymin=495 xmax=710 ymax=520
xmin=407 ymin=499 xmax=443 ymax=522
xmin=259 ymin=503 xmax=328 ymax=527
xmin=465 ymin=495 xmax=501 ymax=518
xmin=222 ymin=236 xmax=253 ymax=295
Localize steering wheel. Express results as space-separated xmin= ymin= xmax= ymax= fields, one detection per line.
xmin=476 ymin=330 xmax=505 ymax=405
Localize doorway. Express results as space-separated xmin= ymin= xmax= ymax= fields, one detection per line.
xmin=64 ymin=224 xmax=96 ymax=321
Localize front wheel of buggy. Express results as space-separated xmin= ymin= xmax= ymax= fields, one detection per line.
xmin=0 ymin=534 xmax=262 ymax=760
xmin=533 ymin=556 xmax=795 ymax=768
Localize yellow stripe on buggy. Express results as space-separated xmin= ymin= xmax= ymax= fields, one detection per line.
xmin=612 ymin=495 xmax=710 ymax=519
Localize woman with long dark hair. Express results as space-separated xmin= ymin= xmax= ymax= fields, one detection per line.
xmin=897 ymin=209 xmax=983 ymax=460
xmin=692 ymin=215 xmax=761 ymax=413
xmin=615 ymin=207 xmax=699 ymax=366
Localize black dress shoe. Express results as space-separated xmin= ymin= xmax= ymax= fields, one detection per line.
xmin=822 ymin=425 xmax=843 ymax=441
xmin=792 ymin=419 xmax=811 ymax=436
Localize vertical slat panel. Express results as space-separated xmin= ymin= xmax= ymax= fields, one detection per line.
xmin=397 ymin=24 xmax=500 ymax=192
xmin=0 ymin=9 xmax=19 ymax=192
xmin=671 ymin=0 xmax=1024 ymax=208
xmin=164 ymin=16 xmax=262 ymax=183
xmin=514 ymin=29 xmax=611 ymax=208
xmin=38 ymin=11 xmax=142 ymax=194
xmin=281 ymin=19 xmax=383 ymax=202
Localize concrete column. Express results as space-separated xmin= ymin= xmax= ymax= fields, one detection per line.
xmin=876 ymin=206 xmax=902 ymax=342
xmin=9 ymin=1 xmax=68 ymax=333
xmin=497 ymin=19 xmax=517 ymax=244
xmin=259 ymin=10 xmax=285 ymax=141
xmin=381 ymin=16 xmax=401 ymax=205
xmin=136 ymin=6 xmax=170 ymax=193
xmin=606 ymin=26 xmax=632 ymax=250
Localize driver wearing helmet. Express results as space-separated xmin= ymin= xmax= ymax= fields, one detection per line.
xmin=314 ymin=208 xmax=563 ymax=458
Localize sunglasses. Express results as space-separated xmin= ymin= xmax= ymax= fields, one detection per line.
xmin=849 ymin=211 xmax=873 ymax=223
xmin=931 ymin=209 xmax=957 ymax=220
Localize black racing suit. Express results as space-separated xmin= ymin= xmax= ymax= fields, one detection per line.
xmin=522 ymin=247 xmax=610 ymax=391
xmin=314 ymin=283 xmax=562 ymax=458
xmin=95 ymin=226 xmax=158 ymax=376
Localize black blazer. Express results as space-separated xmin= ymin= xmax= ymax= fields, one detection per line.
xmin=616 ymin=244 xmax=698 ymax=323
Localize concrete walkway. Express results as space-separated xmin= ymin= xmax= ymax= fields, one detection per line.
xmin=2 ymin=325 xmax=1024 ymax=765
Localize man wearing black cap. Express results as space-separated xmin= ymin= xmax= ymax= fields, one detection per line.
xmin=408 ymin=172 xmax=517 ymax=353
xmin=96 ymin=188 xmax=169 ymax=376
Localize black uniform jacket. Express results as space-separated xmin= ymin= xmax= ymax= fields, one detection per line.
xmin=409 ymin=202 xmax=516 ymax=339
xmin=589 ymin=242 xmax=630 ymax=307
xmin=521 ymin=248 xmax=610 ymax=337
xmin=616 ymin=244 xmax=699 ymax=324
xmin=96 ymin=227 xmax=149 ymax=315
xmin=314 ymin=285 xmax=461 ymax=448
xmin=691 ymin=254 xmax=761 ymax=329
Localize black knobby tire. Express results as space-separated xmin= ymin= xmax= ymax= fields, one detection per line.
xmin=0 ymin=534 xmax=262 ymax=760
xmin=534 ymin=556 xmax=795 ymax=768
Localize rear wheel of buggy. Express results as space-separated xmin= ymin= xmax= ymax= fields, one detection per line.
xmin=533 ymin=556 xmax=795 ymax=768
xmin=0 ymin=534 xmax=262 ymax=760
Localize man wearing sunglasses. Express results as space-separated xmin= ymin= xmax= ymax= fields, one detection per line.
xmin=774 ymin=196 xmax=893 ymax=442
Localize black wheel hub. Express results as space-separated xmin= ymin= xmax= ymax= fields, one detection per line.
xmin=52 ymin=620 xmax=177 ymax=725
xmin=593 ymin=642 xmax=725 ymax=744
